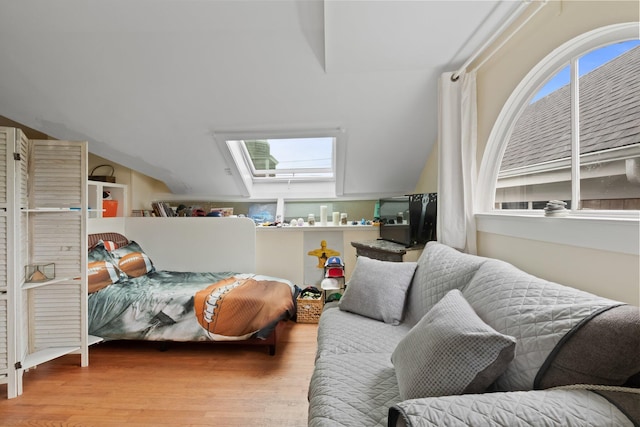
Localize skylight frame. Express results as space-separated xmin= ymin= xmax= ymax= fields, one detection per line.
xmin=214 ymin=127 xmax=347 ymax=199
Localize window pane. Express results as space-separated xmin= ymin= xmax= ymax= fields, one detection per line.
xmin=496 ymin=40 xmax=640 ymax=212
xmin=496 ymin=64 xmax=572 ymax=210
xmin=578 ymin=41 xmax=640 ymax=210
xmin=243 ymin=137 xmax=334 ymax=178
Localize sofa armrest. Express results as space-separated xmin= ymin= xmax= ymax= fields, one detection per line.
xmin=389 ymin=389 xmax=639 ymax=427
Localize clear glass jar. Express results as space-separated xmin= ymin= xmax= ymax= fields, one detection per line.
xmin=307 ymin=214 xmax=315 ymax=226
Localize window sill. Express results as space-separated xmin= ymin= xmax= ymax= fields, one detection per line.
xmin=476 ymin=212 xmax=640 ymax=255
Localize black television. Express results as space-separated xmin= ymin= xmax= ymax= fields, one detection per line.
xmin=378 ymin=193 xmax=437 ymax=247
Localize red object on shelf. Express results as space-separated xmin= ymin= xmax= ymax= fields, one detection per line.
xmin=102 ymin=200 xmax=118 ymax=217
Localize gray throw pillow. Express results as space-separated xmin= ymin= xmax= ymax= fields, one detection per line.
xmin=339 ymin=256 xmax=417 ymax=325
xmin=391 ymin=289 xmax=516 ymax=400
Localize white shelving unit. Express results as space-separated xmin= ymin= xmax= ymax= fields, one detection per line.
xmin=87 ymin=181 xmax=127 ymax=219
xmin=1 ymin=127 xmax=90 ymax=398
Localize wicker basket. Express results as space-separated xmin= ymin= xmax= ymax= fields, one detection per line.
xmin=297 ymin=296 xmax=324 ymax=324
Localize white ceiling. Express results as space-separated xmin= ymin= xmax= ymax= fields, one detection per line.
xmin=0 ymin=0 xmax=521 ymax=200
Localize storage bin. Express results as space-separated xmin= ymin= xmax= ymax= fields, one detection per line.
xmin=296 ymin=296 xmax=324 ymax=324
xmin=103 ymin=200 xmax=118 ymax=217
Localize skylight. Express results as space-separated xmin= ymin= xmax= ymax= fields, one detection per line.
xmin=216 ymin=127 xmax=346 ymax=199
xmin=241 ymin=137 xmax=335 ymax=180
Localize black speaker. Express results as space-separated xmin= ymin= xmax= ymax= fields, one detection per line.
xmin=408 ymin=193 xmax=437 ymax=245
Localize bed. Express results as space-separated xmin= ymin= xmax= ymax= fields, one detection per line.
xmin=87 ymin=225 xmax=299 ymax=355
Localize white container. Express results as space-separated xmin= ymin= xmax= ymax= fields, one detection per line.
xmin=320 ymin=206 xmax=327 ymax=226
xmin=332 ymin=211 xmax=340 ymax=226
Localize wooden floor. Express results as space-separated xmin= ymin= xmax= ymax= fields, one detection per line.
xmin=0 ymin=321 xmax=318 ymax=427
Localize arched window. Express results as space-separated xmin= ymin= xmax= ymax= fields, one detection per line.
xmin=476 ymin=23 xmax=639 ymax=255
xmin=496 ymin=38 xmax=640 ymax=212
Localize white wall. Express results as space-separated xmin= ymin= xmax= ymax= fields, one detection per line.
xmin=256 ymin=226 xmax=379 ymax=286
xmin=478 ymin=232 xmax=639 ymax=305
xmin=89 ymin=217 xmax=379 ymax=287
xmin=473 ymin=1 xmax=640 ymax=305
xmin=88 ymin=153 xmax=171 ymax=213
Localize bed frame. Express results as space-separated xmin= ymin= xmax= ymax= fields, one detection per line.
xmin=88 ymin=217 xmax=285 ymax=355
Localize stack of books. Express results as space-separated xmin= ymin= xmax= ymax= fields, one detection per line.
xmin=151 ymin=202 xmax=176 ymax=217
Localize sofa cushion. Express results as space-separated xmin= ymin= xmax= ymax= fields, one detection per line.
xmin=462 ymin=259 xmax=620 ymax=391
xmin=339 ymin=256 xmax=417 ymax=325
xmin=391 ymin=290 xmax=516 ymax=400
xmin=316 ymin=305 xmax=412 ymax=360
xmin=403 ymin=242 xmax=487 ymax=327
xmin=309 ymin=352 xmax=400 ymax=427
xmin=536 ymin=304 xmax=640 ymax=389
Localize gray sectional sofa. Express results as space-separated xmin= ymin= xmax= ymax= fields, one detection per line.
xmin=308 ymin=242 xmax=640 ymax=426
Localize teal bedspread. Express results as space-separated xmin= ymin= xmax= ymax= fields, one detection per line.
xmin=88 ymin=271 xmax=298 ymax=342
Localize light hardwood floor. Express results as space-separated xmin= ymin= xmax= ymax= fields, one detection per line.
xmin=0 ymin=321 xmax=318 ymax=427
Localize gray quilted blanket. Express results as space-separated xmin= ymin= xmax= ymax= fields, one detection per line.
xmin=315 ymin=304 xmax=411 ymax=360
xmin=309 ymin=352 xmax=399 ymax=426
xmin=308 ymin=242 xmax=635 ymax=427
xmin=461 ymin=259 xmax=621 ymax=391
xmin=310 ymin=305 xmax=410 ymax=426
xmin=390 ymin=389 xmax=636 ymax=427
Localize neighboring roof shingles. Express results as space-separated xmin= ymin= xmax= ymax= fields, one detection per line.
xmin=501 ymin=45 xmax=640 ymax=171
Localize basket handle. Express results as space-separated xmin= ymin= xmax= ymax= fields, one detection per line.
xmin=90 ymin=164 xmax=115 ymax=176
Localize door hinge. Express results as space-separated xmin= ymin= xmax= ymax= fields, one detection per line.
xmin=14 ymin=361 xmax=22 ymax=369
xmin=13 ymin=152 xmax=21 ymax=161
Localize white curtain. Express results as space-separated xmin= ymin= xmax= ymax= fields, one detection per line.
xmin=437 ymin=70 xmax=478 ymax=254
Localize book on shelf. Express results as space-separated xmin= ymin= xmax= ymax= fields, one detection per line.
xmin=132 ymin=209 xmax=154 ymax=217
xmin=151 ymin=202 xmax=175 ymax=217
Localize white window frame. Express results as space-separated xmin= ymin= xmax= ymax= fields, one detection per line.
xmin=476 ymin=23 xmax=640 ymax=256
xmin=214 ymin=127 xmax=347 ymax=199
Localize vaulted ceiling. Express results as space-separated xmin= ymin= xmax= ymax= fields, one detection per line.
xmin=0 ymin=0 xmax=521 ymax=200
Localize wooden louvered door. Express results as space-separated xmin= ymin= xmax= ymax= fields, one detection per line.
xmin=0 ymin=128 xmax=15 ymax=398
xmin=0 ymin=129 xmax=88 ymax=399
xmin=0 ymin=127 xmax=28 ymax=398
xmin=8 ymin=138 xmax=88 ymax=398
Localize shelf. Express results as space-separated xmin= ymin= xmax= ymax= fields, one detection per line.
xmin=22 ymin=346 xmax=81 ymax=371
xmin=22 ymin=277 xmax=79 ymax=290
xmin=88 ymin=335 xmax=104 ymax=346
xmin=22 ymin=208 xmax=83 ymax=213
xmin=88 ymin=181 xmax=128 ymax=218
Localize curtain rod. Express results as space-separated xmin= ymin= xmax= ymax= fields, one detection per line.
xmin=451 ymin=0 xmax=548 ymax=82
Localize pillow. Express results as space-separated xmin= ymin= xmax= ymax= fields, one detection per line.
xmin=108 ymin=240 xmax=155 ymax=278
xmin=87 ymin=242 xmax=125 ymax=292
xmin=391 ymin=289 xmax=516 ymax=400
xmin=88 ymin=260 xmax=123 ymax=293
xmin=339 ymin=256 xmax=417 ymax=325
xmin=88 ymin=241 xmax=114 ymax=263
xmin=102 ymin=240 xmax=118 ymax=251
